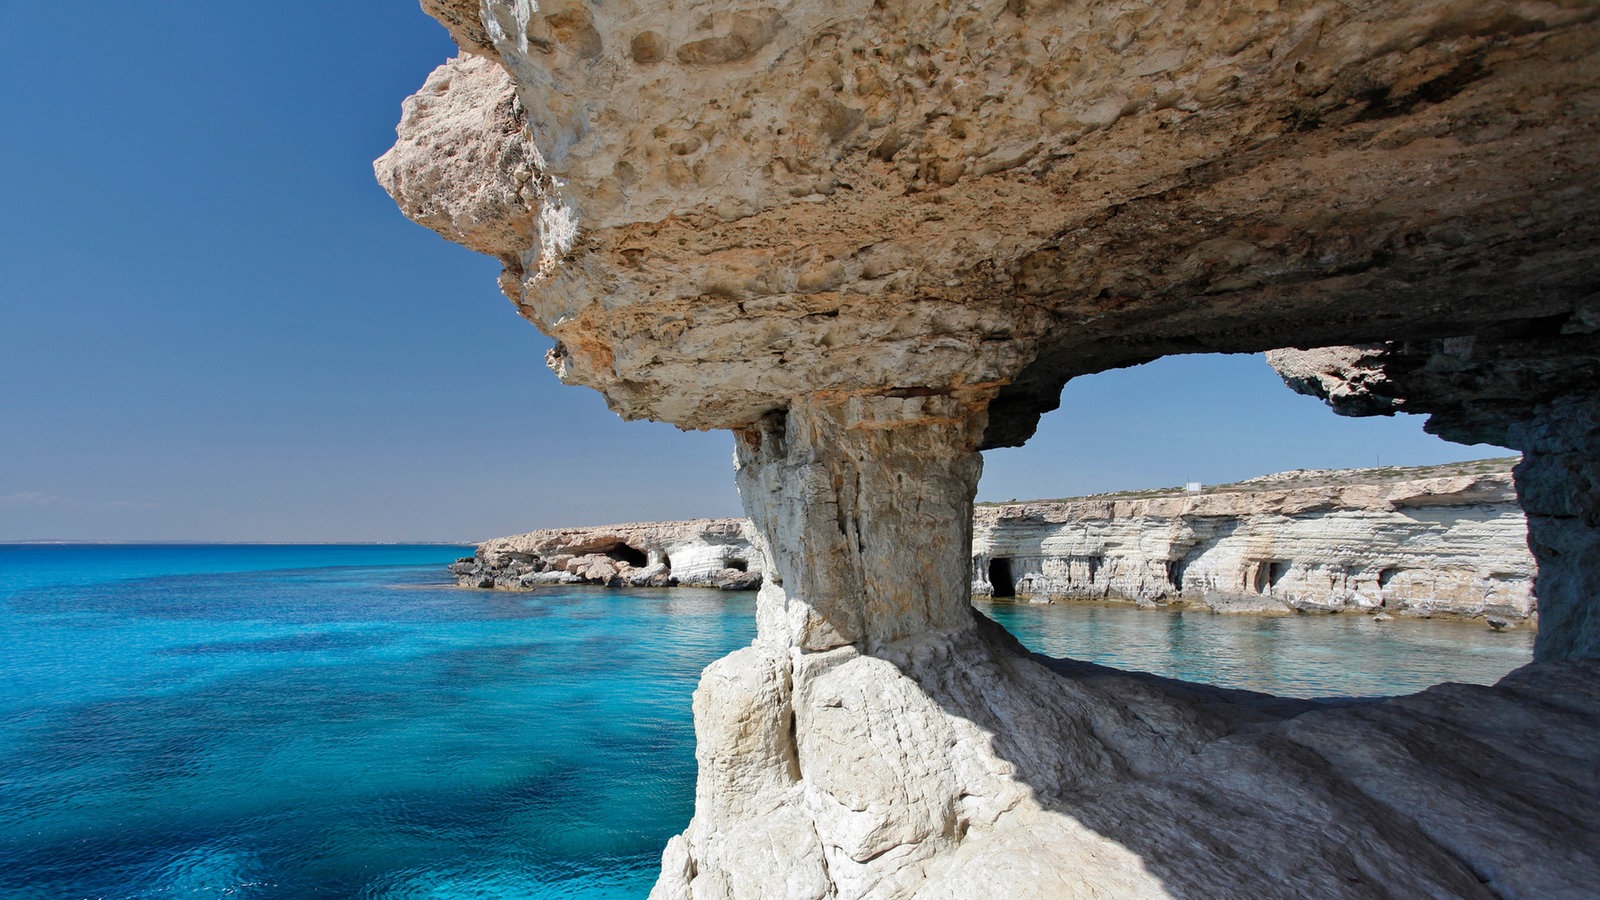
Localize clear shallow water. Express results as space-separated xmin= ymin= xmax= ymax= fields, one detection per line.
xmin=0 ymin=545 xmax=754 ymax=899
xmin=2 ymin=546 xmax=1535 ymax=898
xmin=976 ymin=597 xmax=1535 ymax=698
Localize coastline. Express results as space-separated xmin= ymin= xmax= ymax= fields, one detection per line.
xmin=455 ymin=458 xmax=1533 ymax=626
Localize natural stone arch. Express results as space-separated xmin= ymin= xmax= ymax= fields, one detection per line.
xmin=380 ymin=1 xmax=1600 ymax=895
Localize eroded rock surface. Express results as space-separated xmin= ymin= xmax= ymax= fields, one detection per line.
xmin=383 ymin=0 xmax=1600 ymax=445
xmin=975 ymin=458 xmax=1534 ymax=620
xmin=1272 ymin=337 xmax=1600 ymax=658
xmin=661 ymin=615 xmax=1600 ymax=899
xmin=461 ymin=458 xmax=1535 ymax=620
xmin=381 ymin=1 xmax=1600 ymax=896
xmin=454 ymin=517 xmax=763 ymax=589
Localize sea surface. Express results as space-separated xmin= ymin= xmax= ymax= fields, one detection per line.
xmin=1 ymin=545 xmax=1535 ymax=899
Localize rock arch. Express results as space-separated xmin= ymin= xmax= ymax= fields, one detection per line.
xmin=379 ymin=1 xmax=1600 ymax=895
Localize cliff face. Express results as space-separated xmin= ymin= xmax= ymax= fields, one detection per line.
xmin=450 ymin=518 xmax=764 ymax=589
xmin=458 ymin=461 xmax=1534 ymax=621
xmin=380 ymin=2 xmax=1600 ymax=896
xmin=974 ymin=461 xmax=1534 ymax=620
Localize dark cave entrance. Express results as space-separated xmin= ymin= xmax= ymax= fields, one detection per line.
xmin=606 ymin=544 xmax=649 ymax=567
xmin=725 ymin=557 xmax=749 ymax=572
xmin=989 ymin=557 xmax=1016 ymax=597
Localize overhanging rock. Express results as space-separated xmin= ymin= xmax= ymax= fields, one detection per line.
xmin=380 ymin=2 xmax=1600 ymax=895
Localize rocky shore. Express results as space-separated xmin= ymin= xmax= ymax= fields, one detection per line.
xmin=383 ymin=1 xmax=1599 ymax=892
xmin=975 ymin=457 xmax=1534 ymax=624
xmin=450 ymin=517 xmax=764 ymax=591
xmin=458 ymin=459 xmax=1533 ymax=623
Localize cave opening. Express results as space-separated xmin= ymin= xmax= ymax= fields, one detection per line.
xmin=1167 ymin=557 xmax=1188 ymax=592
xmin=1268 ymin=560 xmax=1291 ymax=591
xmin=606 ymin=544 xmax=649 ymax=567
xmin=724 ymin=557 xmax=748 ymax=572
xmin=989 ymin=557 xmax=1016 ymax=597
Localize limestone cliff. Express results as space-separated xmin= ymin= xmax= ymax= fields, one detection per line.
xmin=451 ymin=517 xmax=764 ymax=589
xmin=975 ymin=458 xmax=1534 ymax=620
xmin=459 ymin=459 xmax=1534 ymax=622
xmin=381 ymin=1 xmax=1600 ymax=896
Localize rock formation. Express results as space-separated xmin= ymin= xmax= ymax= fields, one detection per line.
xmin=974 ymin=458 xmax=1534 ymax=620
xmin=380 ymin=1 xmax=1600 ymax=895
xmin=450 ymin=517 xmax=764 ymax=589
xmin=457 ymin=459 xmax=1535 ymax=622
xmin=1273 ymin=339 xmax=1600 ymax=660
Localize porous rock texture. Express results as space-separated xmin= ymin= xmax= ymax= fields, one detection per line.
xmin=974 ymin=458 xmax=1535 ymax=620
xmin=381 ymin=1 xmax=1600 ymax=896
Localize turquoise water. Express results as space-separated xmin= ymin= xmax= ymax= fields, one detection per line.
xmin=2 ymin=546 xmax=1534 ymax=898
xmin=977 ymin=597 xmax=1535 ymax=697
xmin=1 ymin=545 xmax=754 ymax=899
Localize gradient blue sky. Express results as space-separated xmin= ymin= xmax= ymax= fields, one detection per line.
xmin=0 ymin=2 xmax=1502 ymax=542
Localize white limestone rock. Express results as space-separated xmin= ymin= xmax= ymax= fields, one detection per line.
xmin=461 ymin=517 xmax=765 ymax=589
xmin=973 ymin=459 xmax=1535 ymax=622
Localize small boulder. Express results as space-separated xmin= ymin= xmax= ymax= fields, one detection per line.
xmin=712 ymin=567 xmax=763 ymax=591
xmin=626 ymin=563 xmax=679 ymax=587
xmin=521 ymin=570 xmax=582 ymax=585
xmin=568 ymin=554 xmax=620 ymax=583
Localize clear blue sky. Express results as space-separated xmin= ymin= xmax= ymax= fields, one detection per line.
xmin=0 ymin=2 xmax=1502 ymax=542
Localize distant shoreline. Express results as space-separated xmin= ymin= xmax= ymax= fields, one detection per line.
xmin=0 ymin=540 xmax=478 ymax=547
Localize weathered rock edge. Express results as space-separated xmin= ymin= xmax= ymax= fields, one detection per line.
xmin=380 ymin=1 xmax=1600 ymax=896
xmin=975 ymin=457 xmax=1534 ymax=621
xmin=461 ymin=458 xmax=1535 ymax=622
xmin=452 ymin=517 xmax=765 ymax=590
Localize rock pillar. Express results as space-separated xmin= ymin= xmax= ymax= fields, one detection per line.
xmin=1513 ymin=396 xmax=1600 ymax=661
xmin=731 ymin=393 xmax=989 ymax=652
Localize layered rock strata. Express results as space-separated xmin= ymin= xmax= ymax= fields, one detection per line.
xmin=1273 ymin=338 xmax=1600 ymax=659
xmin=382 ymin=1 xmax=1600 ymax=896
xmin=452 ymin=517 xmax=764 ymax=589
xmin=461 ymin=459 xmax=1534 ymax=622
xmin=974 ymin=459 xmax=1534 ymax=621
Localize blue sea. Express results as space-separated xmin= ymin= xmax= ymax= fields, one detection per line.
xmin=0 ymin=545 xmax=1535 ymax=899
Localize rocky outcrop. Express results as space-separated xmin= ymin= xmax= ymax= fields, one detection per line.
xmin=450 ymin=518 xmax=764 ymax=590
xmin=461 ymin=459 xmax=1534 ymax=620
xmin=381 ymin=2 xmax=1600 ymax=897
xmin=1272 ymin=338 xmax=1600 ymax=658
xmin=379 ymin=0 xmax=1600 ymax=448
xmin=973 ymin=459 xmax=1534 ymax=621
xmin=664 ymin=614 xmax=1600 ymax=899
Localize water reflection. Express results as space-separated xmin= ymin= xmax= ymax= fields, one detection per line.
xmin=975 ymin=599 xmax=1534 ymax=698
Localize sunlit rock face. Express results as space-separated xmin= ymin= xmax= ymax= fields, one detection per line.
xmin=384 ymin=0 xmax=1599 ymax=442
xmin=381 ymin=1 xmax=1600 ymax=896
xmin=1272 ymin=335 xmax=1600 ymax=660
xmin=972 ymin=462 xmax=1535 ymax=621
xmin=455 ymin=518 xmax=764 ymax=588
